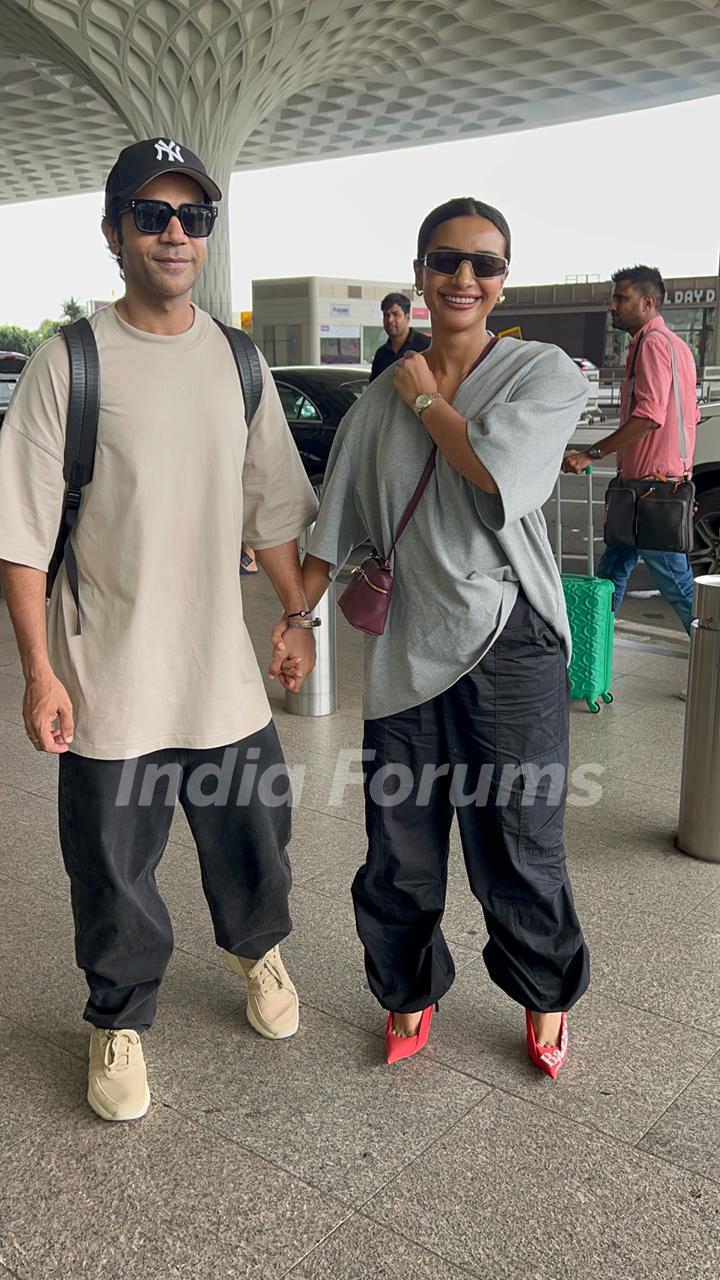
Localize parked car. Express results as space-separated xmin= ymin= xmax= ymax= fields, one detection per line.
xmin=571 ymin=356 xmax=604 ymax=423
xmin=690 ymin=399 xmax=720 ymax=575
xmin=571 ymin=357 xmax=598 ymax=376
xmin=0 ymin=351 xmax=28 ymax=427
xmin=270 ymin=365 xmax=369 ymax=495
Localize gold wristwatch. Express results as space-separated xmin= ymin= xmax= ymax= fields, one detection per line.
xmin=413 ymin=392 xmax=443 ymax=418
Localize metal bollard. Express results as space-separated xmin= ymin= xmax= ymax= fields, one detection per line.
xmin=284 ymin=523 xmax=337 ymax=717
xmin=677 ymin=575 xmax=720 ymax=862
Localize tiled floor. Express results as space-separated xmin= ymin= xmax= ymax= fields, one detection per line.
xmin=1 ymin=579 xmax=719 ymax=1279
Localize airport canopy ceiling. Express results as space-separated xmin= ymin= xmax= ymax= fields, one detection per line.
xmin=1 ymin=0 xmax=719 ymax=205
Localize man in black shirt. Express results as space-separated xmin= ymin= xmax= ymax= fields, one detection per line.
xmin=369 ymin=292 xmax=430 ymax=382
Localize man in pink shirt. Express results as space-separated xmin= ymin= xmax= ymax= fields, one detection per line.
xmin=564 ymin=265 xmax=699 ymax=633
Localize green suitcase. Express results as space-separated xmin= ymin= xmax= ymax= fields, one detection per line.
xmin=555 ymin=468 xmax=615 ymax=714
xmin=561 ymin=574 xmax=615 ymax=714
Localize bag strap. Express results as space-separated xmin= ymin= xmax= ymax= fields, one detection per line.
xmin=61 ymin=317 xmax=100 ymax=488
xmin=656 ymin=330 xmax=688 ymax=468
xmin=56 ymin=318 xmax=101 ymax=631
xmin=213 ymin=320 xmax=263 ymax=426
xmin=53 ymin=318 xmax=263 ymax=631
xmin=625 ymin=327 xmax=688 ymax=467
xmin=385 ymin=446 xmax=437 ymax=565
xmin=380 ymin=336 xmax=499 ymax=560
xmin=622 ymin=330 xmax=644 ymax=435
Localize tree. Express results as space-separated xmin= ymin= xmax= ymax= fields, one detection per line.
xmin=60 ymin=297 xmax=87 ymax=323
xmin=0 ymin=324 xmax=37 ymax=355
xmin=0 ymin=299 xmax=89 ymax=355
xmin=34 ymin=318 xmax=62 ymax=344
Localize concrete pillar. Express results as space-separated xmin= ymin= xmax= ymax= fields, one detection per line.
xmin=190 ymin=156 xmax=233 ymax=322
xmin=7 ymin=2 xmax=279 ymax=325
xmin=713 ymin=251 xmax=720 ymax=367
xmin=9 ymin=1 xmax=381 ymax=325
xmin=307 ymin=278 xmax=322 ymax=364
xmin=193 ymin=197 xmax=232 ymax=322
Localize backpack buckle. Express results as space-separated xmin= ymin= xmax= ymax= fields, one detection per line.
xmin=66 ymin=486 xmax=82 ymax=510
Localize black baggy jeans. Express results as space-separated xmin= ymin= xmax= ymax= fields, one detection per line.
xmin=58 ymin=720 xmax=293 ymax=1032
xmin=352 ymin=594 xmax=590 ymax=1015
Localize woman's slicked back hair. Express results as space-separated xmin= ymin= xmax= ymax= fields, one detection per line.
xmin=416 ymin=198 xmax=511 ymax=262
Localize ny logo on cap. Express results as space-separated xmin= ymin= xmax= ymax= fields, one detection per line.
xmin=154 ymin=139 xmax=183 ymax=164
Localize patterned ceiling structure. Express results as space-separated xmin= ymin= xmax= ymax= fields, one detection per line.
xmin=2 ymin=0 xmax=718 ymax=316
xmin=2 ymin=0 xmax=720 ymax=205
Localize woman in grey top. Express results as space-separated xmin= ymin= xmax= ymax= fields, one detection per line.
xmin=274 ymin=198 xmax=590 ymax=1077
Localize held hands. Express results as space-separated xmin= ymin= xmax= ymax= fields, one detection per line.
xmin=23 ymin=670 xmax=74 ymax=753
xmin=393 ymin=351 xmax=437 ymax=410
xmin=267 ymin=619 xmax=316 ymax=693
xmin=562 ymin=450 xmax=593 ymax=475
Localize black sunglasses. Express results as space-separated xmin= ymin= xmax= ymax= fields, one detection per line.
xmin=421 ymin=249 xmax=508 ymax=279
xmin=118 ymin=199 xmax=218 ymax=238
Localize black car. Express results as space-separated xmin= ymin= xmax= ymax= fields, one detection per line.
xmin=0 ymin=351 xmax=28 ymax=426
xmin=270 ymin=365 xmax=369 ymax=495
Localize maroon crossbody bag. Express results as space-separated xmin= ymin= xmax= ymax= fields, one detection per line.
xmin=338 ymin=445 xmax=437 ymax=636
xmin=340 ymin=335 xmax=499 ymax=636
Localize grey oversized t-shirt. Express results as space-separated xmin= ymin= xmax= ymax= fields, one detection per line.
xmin=308 ymin=336 xmax=589 ymax=720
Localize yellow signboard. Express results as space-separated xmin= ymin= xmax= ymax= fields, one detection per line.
xmin=498 ymin=325 xmax=522 ymax=339
xmin=240 ymin=311 xmax=253 ymax=334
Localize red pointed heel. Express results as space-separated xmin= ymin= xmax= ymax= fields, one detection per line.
xmin=385 ymin=1003 xmax=438 ymax=1064
xmin=525 ymin=1009 xmax=568 ymax=1080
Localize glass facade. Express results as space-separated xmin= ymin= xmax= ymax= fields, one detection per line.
xmin=665 ymin=308 xmax=715 ymax=368
xmin=599 ymin=305 xmax=712 ymax=371
xmin=603 ymin=307 xmax=715 ymax=370
xmin=319 ymin=334 xmax=361 ymax=364
xmin=363 ymin=325 xmax=385 ymax=364
xmin=260 ymin=324 xmax=301 ymax=365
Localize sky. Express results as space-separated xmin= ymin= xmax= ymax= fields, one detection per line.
xmin=1 ymin=91 xmax=719 ymax=330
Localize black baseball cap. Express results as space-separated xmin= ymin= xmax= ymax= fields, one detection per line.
xmin=105 ymin=137 xmax=222 ymax=215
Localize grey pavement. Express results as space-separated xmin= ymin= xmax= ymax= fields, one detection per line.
xmin=1 ymin=579 xmax=719 ymax=1279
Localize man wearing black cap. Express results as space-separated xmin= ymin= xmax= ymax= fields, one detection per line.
xmin=0 ymin=139 xmax=319 ymax=1121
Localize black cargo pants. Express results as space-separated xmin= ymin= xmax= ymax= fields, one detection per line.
xmin=352 ymin=593 xmax=590 ymax=1015
xmin=58 ymin=720 xmax=293 ymax=1032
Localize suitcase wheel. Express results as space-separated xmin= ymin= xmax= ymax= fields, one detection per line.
xmin=587 ymin=698 xmax=601 ymax=714
xmin=601 ymin=692 xmax=613 ymax=704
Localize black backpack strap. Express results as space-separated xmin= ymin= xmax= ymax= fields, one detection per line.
xmin=213 ymin=320 xmax=263 ymax=426
xmin=48 ymin=318 xmax=100 ymax=632
xmin=49 ymin=318 xmax=260 ymax=629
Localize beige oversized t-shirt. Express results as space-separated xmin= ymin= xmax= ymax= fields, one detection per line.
xmin=0 ymin=304 xmax=318 ymax=759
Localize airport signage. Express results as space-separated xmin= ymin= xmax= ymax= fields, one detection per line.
xmin=320 ymin=324 xmax=360 ymax=338
xmin=669 ymin=288 xmax=716 ymax=306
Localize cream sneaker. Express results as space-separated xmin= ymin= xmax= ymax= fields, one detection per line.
xmin=225 ymin=946 xmax=299 ymax=1039
xmin=87 ymin=1028 xmax=150 ymax=1122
